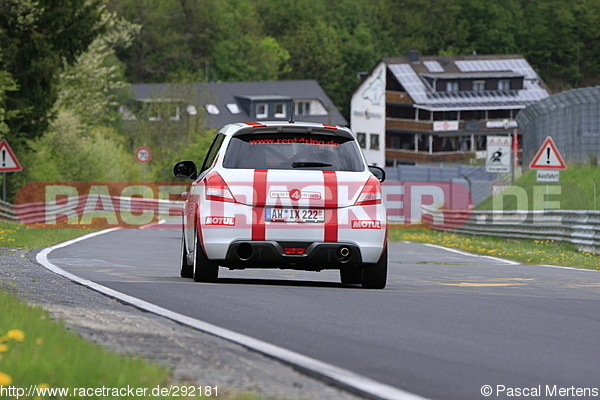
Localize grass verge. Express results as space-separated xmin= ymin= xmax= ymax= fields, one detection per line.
xmin=0 ymin=220 xmax=261 ymax=399
xmin=0 ymin=220 xmax=98 ymax=249
xmin=0 ymin=290 xmax=199 ymax=399
xmin=476 ymin=165 xmax=599 ymax=211
xmin=389 ymin=226 xmax=600 ymax=271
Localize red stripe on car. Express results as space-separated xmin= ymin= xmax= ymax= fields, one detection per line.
xmin=323 ymin=170 xmax=338 ymax=242
xmin=252 ymin=169 xmax=268 ymax=241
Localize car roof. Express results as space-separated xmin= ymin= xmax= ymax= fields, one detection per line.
xmin=219 ymin=121 xmax=356 ymax=140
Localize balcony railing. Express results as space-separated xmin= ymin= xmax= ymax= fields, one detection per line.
xmin=386 ymin=118 xmax=517 ymax=133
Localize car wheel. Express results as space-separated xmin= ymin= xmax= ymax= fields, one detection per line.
xmin=180 ymin=231 xmax=193 ymax=278
xmin=193 ymin=230 xmax=219 ymax=283
xmin=361 ymin=247 xmax=387 ymax=289
xmin=340 ymin=269 xmax=362 ymax=284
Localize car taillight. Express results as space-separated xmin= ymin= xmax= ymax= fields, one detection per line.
xmin=354 ymin=176 xmax=382 ymax=206
xmin=205 ymin=172 xmax=236 ymax=203
xmin=283 ymin=247 xmax=305 ymax=255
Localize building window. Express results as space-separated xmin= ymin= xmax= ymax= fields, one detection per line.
xmin=357 ymin=132 xmax=366 ymax=149
xmin=226 ymin=103 xmax=241 ymax=114
xmin=205 ymin=104 xmax=220 ymax=115
xmin=187 ymin=105 xmax=198 ymax=116
xmin=446 ymin=81 xmax=459 ymax=92
xmin=169 ymin=106 xmax=181 ymax=121
xmin=296 ymin=101 xmax=311 ymax=115
xmin=473 ymin=80 xmax=486 ymax=91
xmin=148 ymin=104 xmax=180 ymax=121
xmin=370 ymin=133 xmax=380 ymax=150
xmin=274 ymin=103 xmax=286 ymax=118
xmin=256 ymin=103 xmax=268 ymax=119
xmin=498 ymin=79 xmax=511 ymax=90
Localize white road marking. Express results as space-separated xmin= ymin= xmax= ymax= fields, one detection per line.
xmin=423 ymin=243 xmax=521 ymax=265
xmin=36 ymin=229 xmax=429 ymax=400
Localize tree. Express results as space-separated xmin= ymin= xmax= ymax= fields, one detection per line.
xmin=108 ymin=0 xmax=216 ymax=83
xmin=456 ymin=0 xmax=521 ymax=55
xmin=56 ymin=10 xmax=141 ymax=126
xmin=0 ymin=0 xmax=105 ymax=143
xmin=24 ymin=110 xmax=136 ymax=182
xmin=0 ymin=70 xmax=18 ymax=138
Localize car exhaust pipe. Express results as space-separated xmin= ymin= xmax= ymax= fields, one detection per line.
xmin=336 ymin=246 xmax=351 ymax=262
xmin=236 ymin=242 xmax=253 ymax=261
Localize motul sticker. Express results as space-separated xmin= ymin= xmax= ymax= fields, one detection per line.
xmin=205 ymin=216 xmax=236 ymax=226
xmin=351 ymin=220 xmax=381 ymax=229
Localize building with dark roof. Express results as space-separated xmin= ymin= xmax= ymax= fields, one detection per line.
xmin=351 ymin=52 xmax=551 ymax=166
xmin=122 ymin=80 xmax=346 ymax=129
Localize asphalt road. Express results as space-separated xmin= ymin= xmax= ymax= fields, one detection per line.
xmin=48 ymin=227 xmax=600 ymax=400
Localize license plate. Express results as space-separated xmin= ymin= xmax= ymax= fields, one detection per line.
xmin=265 ymin=208 xmax=324 ymax=223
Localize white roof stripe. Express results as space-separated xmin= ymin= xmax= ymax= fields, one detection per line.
xmin=423 ymin=61 xmax=444 ymax=73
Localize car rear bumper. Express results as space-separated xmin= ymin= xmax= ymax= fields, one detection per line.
xmin=219 ymin=240 xmax=366 ymax=270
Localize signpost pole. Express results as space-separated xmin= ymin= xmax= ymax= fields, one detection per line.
xmin=135 ymin=147 xmax=152 ymax=186
xmin=595 ymin=177 xmax=598 ymax=210
xmin=0 ymin=139 xmax=24 ymax=202
xmin=511 ymin=150 xmax=515 ymax=185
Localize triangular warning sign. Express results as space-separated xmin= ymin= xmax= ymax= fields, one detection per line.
xmin=0 ymin=139 xmax=23 ymax=172
xmin=529 ymin=137 xmax=567 ymax=170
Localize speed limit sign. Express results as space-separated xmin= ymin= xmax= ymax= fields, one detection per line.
xmin=135 ymin=147 xmax=152 ymax=163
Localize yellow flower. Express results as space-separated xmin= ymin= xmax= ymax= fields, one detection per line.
xmin=0 ymin=371 xmax=12 ymax=386
xmin=0 ymin=344 xmax=8 ymax=352
xmin=38 ymin=383 xmax=50 ymax=389
xmin=7 ymin=329 xmax=25 ymax=342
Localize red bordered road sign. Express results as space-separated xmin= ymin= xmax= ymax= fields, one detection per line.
xmin=0 ymin=139 xmax=23 ymax=172
xmin=529 ymin=137 xmax=567 ymax=169
xmin=135 ymin=147 xmax=152 ymax=163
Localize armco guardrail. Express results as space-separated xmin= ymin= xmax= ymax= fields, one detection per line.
xmin=422 ymin=206 xmax=600 ymax=255
xmin=4 ymin=197 xmax=599 ymax=255
xmin=0 ymin=199 xmax=18 ymax=222
xmin=0 ymin=196 xmax=184 ymax=225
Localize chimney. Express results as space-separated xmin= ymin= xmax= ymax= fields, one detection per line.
xmin=408 ymin=49 xmax=419 ymax=63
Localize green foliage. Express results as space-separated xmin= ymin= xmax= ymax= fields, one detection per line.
xmin=23 ymin=111 xmax=137 ymax=182
xmin=0 ymin=70 xmax=19 ymax=137
xmin=0 ymin=0 xmax=105 ymax=142
xmin=214 ymin=36 xmax=291 ymax=81
xmin=56 ymin=10 xmax=141 ymax=127
xmin=1 ymin=0 xmax=599 ymax=202
xmin=108 ymin=0 xmax=214 ymax=83
xmin=106 ymin=0 xmax=600 ymax=111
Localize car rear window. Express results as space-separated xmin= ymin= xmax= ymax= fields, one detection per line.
xmin=223 ymin=133 xmax=364 ymax=171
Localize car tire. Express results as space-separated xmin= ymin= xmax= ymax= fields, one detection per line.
xmin=180 ymin=232 xmax=193 ymax=278
xmin=361 ymin=247 xmax=387 ymax=289
xmin=193 ymin=230 xmax=219 ymax=283
xmin=340 ymin=269 xmax=362 ymax=285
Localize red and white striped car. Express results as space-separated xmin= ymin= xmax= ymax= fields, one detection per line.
xmin=174 ymin=121 xmax=387 ymax=289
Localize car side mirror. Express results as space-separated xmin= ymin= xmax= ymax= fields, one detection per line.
xmin=368 ymin=165 xmax=386 ymax=182
xmin=173 ymin=161 xmax=198 ymax=180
